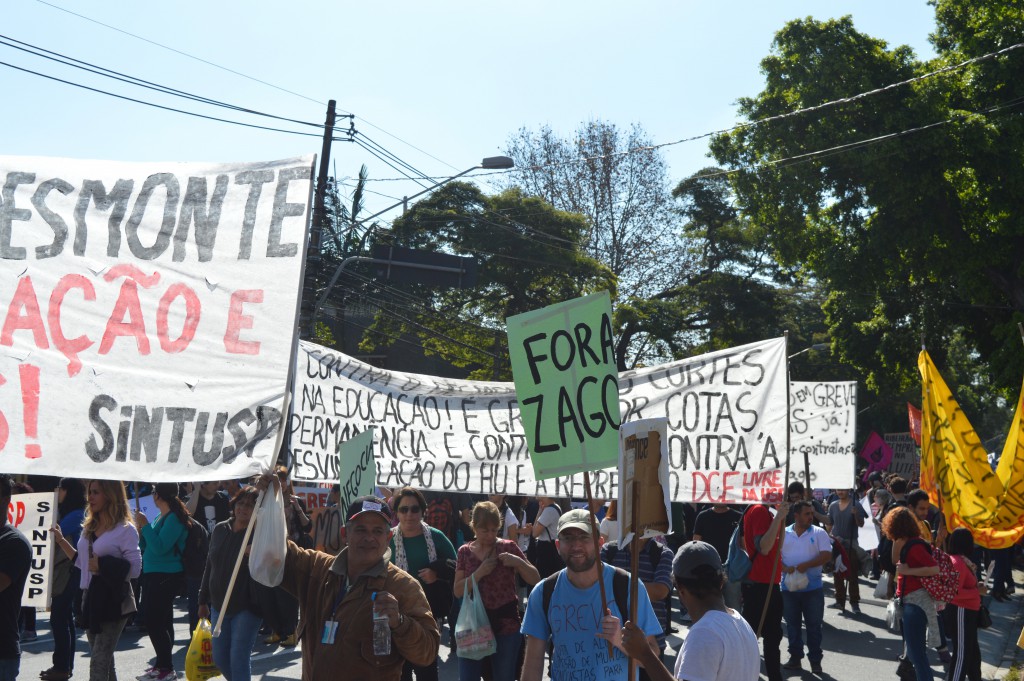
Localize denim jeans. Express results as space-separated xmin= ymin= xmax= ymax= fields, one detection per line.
xmin=782 ymin=587 xmax=824 ymax=664
xmin=51 ymin=568 xmax=81 ymax=673
xmin=457 ymin=633 xmax=522 ymax=681
xmin=0 ymin=657 xmax=20 ymax=681
xmin=210 ymin=609 xmax=262 ymax=681
xmin=902 ymin=602 xmax=935 ymax=680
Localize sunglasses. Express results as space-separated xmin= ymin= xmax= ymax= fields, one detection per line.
xmin=398 ymin=505 xmax=421 ymax=514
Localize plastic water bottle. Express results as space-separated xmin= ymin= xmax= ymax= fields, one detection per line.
xmin=372 ymin=592 xmax=391 ymax=656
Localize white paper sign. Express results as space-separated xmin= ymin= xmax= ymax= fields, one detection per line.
xmin=7 ymin=492 xmax=56 ymax=608
xmin=290 ymin=336 xmax=789 ymax=504
xmin=858 ymin=495 xmax=879 ymax=551
xmin=789 ymin=381 xmax=857 ymax=489
xmin=0 ymin=155 xmax=314 ymax=481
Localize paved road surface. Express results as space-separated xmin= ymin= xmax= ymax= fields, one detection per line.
xmin=18 ymin=573 xmax=1024 ymax=681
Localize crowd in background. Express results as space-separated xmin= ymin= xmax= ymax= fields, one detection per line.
xmin=2 ymin=468 xmax=1020 ymax=681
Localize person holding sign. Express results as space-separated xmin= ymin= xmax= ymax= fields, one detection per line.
xmin=44 ymin=478 xmax=88 ymax=681
xmin=255 ymin=472 xmax=439 ymax=681
xmin=197 ymin=487 xmax=263 ymax=681
xmin=740 ymin=500 xmax=789 ymax=681
xmin=520 ymin=509 xmax=661 ymax=681
xmin=454 ymin=501 xmax=540 ymax=681
xmin=619 ymin=541 xmax=760 ymax=681
xmin=0 ymin=474 xmax=31 ymax=681
xmin=135 ymin=483 xmax=190 ymax=681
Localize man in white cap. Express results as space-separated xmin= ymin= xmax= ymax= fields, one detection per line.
xmin=520 ymin=508 xmax=661 ymax=681
xmin=621 ymin=540 xmax=760 ymax=681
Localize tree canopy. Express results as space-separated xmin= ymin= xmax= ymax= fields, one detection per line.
xmin=709 ymin=3 xmax=1024 ymax=402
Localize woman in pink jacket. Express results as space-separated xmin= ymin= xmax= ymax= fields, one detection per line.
xmin=944 ymin=528 xmax=982 ymax=681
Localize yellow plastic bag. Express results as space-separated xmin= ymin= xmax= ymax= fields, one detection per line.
xmin=185 ymin=619 xmax=221 ymax=681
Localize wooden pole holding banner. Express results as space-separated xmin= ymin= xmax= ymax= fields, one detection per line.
xmin=133 ymin=482 xmax=140 ymax=514
xmin=627 ymin=480 xmax=641 ymax=681
xmin=583 ymin=471 xmax=613 ymax=657
xmin=758 ymin=331 xmax=793 ymax=637
xmin=213 ymin=485 xmax=268 ymax=638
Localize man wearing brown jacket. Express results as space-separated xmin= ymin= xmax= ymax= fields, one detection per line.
xmin=273 ymin=491 xmax=439 ymax=681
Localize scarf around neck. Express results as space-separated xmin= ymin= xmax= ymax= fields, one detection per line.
xmin=393 ymin=521 xmax=437 ymax=572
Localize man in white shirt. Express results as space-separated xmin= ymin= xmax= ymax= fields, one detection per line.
xmin=779 ymin=501 xmax=832 ymax=674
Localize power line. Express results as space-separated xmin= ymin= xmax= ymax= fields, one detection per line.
xmin=0 ymin=59 xmax=328 ymax=139
xmin=31 ymin=0 xmax=460 ymax=173
xmin=0 ymin=33 xmax=334 ymax=131
xmin=352 ymin=138 xmax=431 ymax=189
xmin=360 ymin=39 xmax=1024 ymax=183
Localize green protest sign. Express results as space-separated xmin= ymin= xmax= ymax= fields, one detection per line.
xmin=338 ymin=427 xmax=376 ymax=511
xmin=506 ymin=291 xmax=620 ymax=479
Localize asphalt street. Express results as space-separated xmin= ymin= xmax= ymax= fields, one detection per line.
xmin=18 ymin=571 xmax=1024 ymax=681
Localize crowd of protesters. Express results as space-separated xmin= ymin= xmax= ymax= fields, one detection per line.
xmin=0 ymin=469 xmax=1019 ymax=681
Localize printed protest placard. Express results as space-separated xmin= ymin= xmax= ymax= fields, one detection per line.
xmin=884 ymin=433 xmax=920 ymax=481
xmin=618 ymin=419 xmax=671 ymax=547
xmin=290 ymin=335 xmax=788 ymax=504
xmin=131 ymin=494 xmax=160 ymax=521
xmin=789 ymin=381 xmax=857 ymax=489
xmin=338 ymin=427 xmax=376 ymax=513
xmin=7 ymin=492 xmax=55 ymax=607
xmin=506 ymin=291 xmax=620 ymax=479
xmin=0 ymin=155 xmax=313 ymax=481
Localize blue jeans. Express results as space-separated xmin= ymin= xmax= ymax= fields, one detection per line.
xmin=782 ymin=587 xmax=824 ymax=664
xmin=902 ymin=602 xmax=935 ymax=681
xmin=457 ymin=633 xmax=522 ymax=681
xmin=211 ymin=609 xmax=262 ymax=681
xmin=0 ymin=657 xmax=19 ymax=681
xmin=51 ymin=568 xmax=81 ymax=673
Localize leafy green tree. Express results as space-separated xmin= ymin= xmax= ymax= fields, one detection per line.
xmin=358 ymin=182 xmax=614 ymax=379
xmin=709 ymin=6 xmax=1024 ymax=408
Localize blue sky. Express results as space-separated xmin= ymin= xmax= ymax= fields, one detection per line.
xmin=2 ymin=0 xmax=939 ymax=221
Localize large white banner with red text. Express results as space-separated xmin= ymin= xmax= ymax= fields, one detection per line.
xmin=290 ymin=337 xmax=789 ymax=504
xmin=0 ymin=155 xmax=313 ymax=480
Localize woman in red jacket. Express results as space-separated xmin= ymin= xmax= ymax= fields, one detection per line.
xmin=944 ymin=528 xmax=982 ymax=681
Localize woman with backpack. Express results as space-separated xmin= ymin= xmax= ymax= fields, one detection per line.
xmin=198 ymin=487 xmax=263 ymax=681
xmin=526 ymin=496 xmax=564 ymax=579
xmin=134 ymin=483 xmax=189 ymax=681
xmin=883 ymin=506 xmax=939 ymax=681
xmin=944 ymin=528 xmax=983 ymax=681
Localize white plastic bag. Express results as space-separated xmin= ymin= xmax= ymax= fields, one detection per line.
xmin=784 ymin=570 xmax=809 ymax=592
xmin=455 ymin=574 xmax=496 ymax=660
xmin=874 ymin=571 xmax=891 ymax=599
xmin=249 ymin=484 xmax=287 ymax=587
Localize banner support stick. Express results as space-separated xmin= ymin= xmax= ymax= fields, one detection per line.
xmin=626 ymin=480 xmax=641 ymax=681
xmin=758 ymin=331 xmax=793 ymax=637
xmin=584 ymin=470 xmax=613 ymax=656
xmin=133 ymin=483 xmax=140 ymax=514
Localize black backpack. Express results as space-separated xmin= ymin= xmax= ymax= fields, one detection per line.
xmin=176 ymin=520 xmax=210 ymax=579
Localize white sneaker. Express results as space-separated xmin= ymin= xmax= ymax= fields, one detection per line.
xmin=136 ymin=668 xmax=158 ymax=681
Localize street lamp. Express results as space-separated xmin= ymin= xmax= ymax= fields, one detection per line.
xmin=309 ymin=155 xmax=515 ymax=335
xmin=788 ymin=342 xmax=829 ymax=360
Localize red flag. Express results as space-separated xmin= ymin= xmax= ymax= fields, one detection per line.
xmin=908 ymin=402 xmax=922 ymax=446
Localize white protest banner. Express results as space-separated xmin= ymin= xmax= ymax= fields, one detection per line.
xmin=789 ymin=381 xmax=857 ymax=489
xmin=884 ymin=432 xmax=921 ymax=481
xmin=7 ymin=492 xmax=56 ymax=607
xmin=0 ymin=155 xmax=314 ymax=481
xmin=290 ymin=336 xmax=788 ymax=504
xmin=618 ymin=418 xmax=672 ymax=548
xmin=338 ymin=428 xmax=376 ymax=513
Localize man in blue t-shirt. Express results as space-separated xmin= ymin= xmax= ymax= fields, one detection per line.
xmin=521 ymin=509 xmax=661 ymax=681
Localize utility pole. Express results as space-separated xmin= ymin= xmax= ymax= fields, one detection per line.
xmin=302 ymin=99 xmax=337 ymax=339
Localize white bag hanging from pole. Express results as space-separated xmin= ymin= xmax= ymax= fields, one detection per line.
xmin=249 ymin=483 xmax=287 ymax=588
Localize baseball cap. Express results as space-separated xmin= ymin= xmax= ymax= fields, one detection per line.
xmin=557 ymin=508 xmax=595 ymax=535
xmin=672 ymin=540 xmax=723 ymax=579
xmin=346 ymin=495 xmax=393 ymax=524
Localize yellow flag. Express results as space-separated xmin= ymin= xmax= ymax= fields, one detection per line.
xmin=918 ymin=350 xmax=1024 ymax=549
